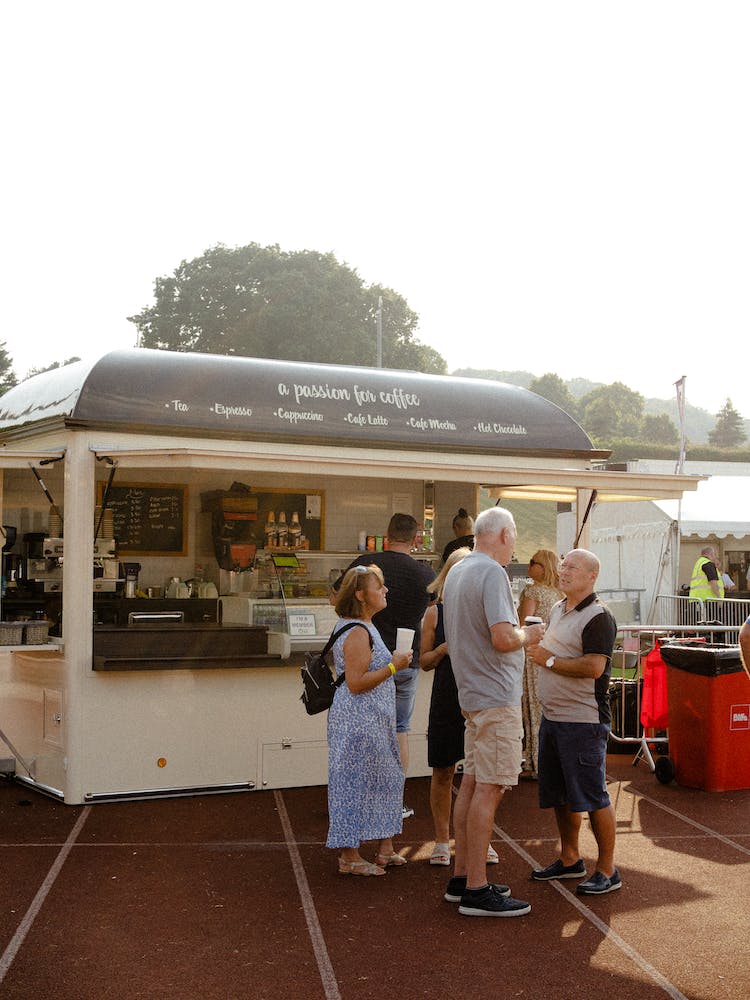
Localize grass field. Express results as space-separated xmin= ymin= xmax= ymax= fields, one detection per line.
xmin=479 ymin=493 xmax=559 ymax=562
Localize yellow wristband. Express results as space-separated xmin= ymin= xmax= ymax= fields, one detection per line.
xmin=388 ymin=662 xmax=396 ymax=676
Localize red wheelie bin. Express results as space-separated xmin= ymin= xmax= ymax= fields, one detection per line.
xmin=659 ymin=642 xmax=750 ymax=792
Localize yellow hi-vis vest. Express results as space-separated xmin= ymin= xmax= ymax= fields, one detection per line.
xmin=689 ymin=556 xmax=724 ymax=601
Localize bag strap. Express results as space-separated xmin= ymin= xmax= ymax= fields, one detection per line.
xmin=322 ymin=621 xmax=374 ymax=689
xmin=321 ymin=620 xmax=374 ymax=657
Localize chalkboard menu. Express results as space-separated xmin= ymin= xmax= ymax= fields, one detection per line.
xmin=99 ymin=483 xmax=187 ymax=555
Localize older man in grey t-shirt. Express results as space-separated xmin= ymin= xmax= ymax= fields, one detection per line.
xmin=441 ymin=506 xmax=546 ymax=918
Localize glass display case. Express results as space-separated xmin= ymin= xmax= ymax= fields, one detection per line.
xmin=219 ymin=550 xmax=442 ymax=657
xmin=220 ymin=596 xmax=339 ymax=654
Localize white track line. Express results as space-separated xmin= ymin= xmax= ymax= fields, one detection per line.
xmin=449 ymin=779 xmax=691 ymax=1000
xmin=617 ymin=782 xmax=750 ymax=857
xmin=494 ymin=825 xmax=690 ymax=1000
xmin=0 ymin=806 xmax=91 ymax=985
xmin=274 ymin=790 xmax=342 ymax=1000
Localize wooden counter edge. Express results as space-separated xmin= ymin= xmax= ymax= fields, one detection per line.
xmin=93 ymin=654 xmax=290 ymax=671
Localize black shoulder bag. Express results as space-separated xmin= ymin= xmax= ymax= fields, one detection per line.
xmin=300 ymin=621 xmax=373 ymax=716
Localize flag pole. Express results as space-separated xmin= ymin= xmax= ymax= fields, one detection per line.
xmin=674 ymin=376 xmax=687 ymax=596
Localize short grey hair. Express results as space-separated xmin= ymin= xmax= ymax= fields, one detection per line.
xmin=474 ymin=506 xmax=516 ymax=538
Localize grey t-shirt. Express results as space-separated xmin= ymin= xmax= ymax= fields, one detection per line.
xmin=442 ymin=550 xmax=524 ymax=712
xmin=536 ymin=593 xmax=617 ymax=725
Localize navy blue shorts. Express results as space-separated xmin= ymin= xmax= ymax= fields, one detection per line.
xmin=538 ymin=717 xmax=611 ymax=813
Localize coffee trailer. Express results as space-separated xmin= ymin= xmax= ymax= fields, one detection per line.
xmin=0 ymin=349 xmax=702 ymax=804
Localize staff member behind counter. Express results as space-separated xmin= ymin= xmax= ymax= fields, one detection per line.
xmin=441 ymin=507 xmax=475 ymax=565
xmin=333 ymin=513 xmax=436 ymax=816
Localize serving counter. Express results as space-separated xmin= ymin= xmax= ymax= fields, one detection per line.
xmin=93 ymin=623 xmax=272 ymax=671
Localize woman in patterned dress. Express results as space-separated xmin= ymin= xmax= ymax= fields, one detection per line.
xmin=517 ymin=549 xmax=563 ymax=778
xmin=326 ymin=565 xmax=413 ymax=876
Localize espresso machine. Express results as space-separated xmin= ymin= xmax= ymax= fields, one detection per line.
xmin=25 ymin=533 xmax=62 ymax=593
xmin=24 ymin=532 xmax=118 ymax=593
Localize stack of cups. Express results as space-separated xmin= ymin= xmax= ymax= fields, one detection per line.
xmin=48 ymin=505 xmax=62 ymax=538
xmin=95 ymin=507 xmax=114 ymax=538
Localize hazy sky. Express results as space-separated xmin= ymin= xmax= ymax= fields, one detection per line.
xmin=3 ymin=2 xmax=748 ymax=416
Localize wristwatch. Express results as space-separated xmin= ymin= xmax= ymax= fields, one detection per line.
xmin=545 ymin=655 xmax=556 ymax=670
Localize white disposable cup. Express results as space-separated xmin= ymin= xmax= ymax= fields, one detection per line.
xmin=396 ymin=627 xmax=415 ymax=652
xmin=524 ymin=616 xmax=543 ymax=626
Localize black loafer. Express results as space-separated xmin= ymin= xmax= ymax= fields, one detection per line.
xmin=576 ymin=869 xmax=622 ymax=895
xmin=531 ymin=858 xmax=587 ymax=881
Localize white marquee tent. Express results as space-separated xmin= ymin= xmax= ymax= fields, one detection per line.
xmin=559 ymin=475 xmax=750 ymax=623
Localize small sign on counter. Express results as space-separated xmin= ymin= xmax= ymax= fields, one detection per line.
xmin=287 ymin=613 xmax=316 ymax=636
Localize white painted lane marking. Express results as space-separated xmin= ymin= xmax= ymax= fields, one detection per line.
xmin=274 ymin=789 xmax=342 ymax=1000
xmin=494 ymin=824 xmax=690 ymax=1000
xmin=618 ymin=781 xmax=750 ymax=857
xmin=0 ymin=806 xmax=91 ymax=984
xmin=452 ymin=780 xmax=691 ymax=1000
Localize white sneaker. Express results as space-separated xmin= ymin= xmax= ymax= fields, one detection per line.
xmin=402 ymin=805 xmax=415 ymax=819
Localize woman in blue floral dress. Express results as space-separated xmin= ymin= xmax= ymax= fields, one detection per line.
xmin=326 ymin=565 xmax=413 ymax=876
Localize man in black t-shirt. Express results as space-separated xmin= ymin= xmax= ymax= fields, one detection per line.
xmin=337 ymin=513 xmax=435 ymax=792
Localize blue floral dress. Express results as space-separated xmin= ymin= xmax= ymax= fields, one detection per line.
xmin=326 ymin=618 xmax=404 ymax=848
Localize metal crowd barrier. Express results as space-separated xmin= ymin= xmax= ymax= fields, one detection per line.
xmin=608 ymin=621 xmax=742 ymax=775
xmin=651 ymin=595 xmax=703 ymax=627
xmin=651 ymin=594 xmax=750 ymax=629
xmin=703 ymin=597 xmax=750 ymax=627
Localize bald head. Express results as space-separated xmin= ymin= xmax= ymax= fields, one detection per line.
xmin=559 ymin=548 xmax=600 ymax=603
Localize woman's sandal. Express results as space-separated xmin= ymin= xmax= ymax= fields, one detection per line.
xmin=375 ymin=852 xmax=408 ymax=868
xmin=338 ymin=858 xmax=386 ymax=876
xmin=430 ymin=842 xmax=451 ymax=866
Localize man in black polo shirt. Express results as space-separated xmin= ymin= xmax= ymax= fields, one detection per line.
xmin=526 ymin=548 xmax=620 ymax=895
xmin=338 ymin=514 xmax=435 ymax=812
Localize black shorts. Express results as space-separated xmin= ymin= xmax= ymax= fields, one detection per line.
xmin=427 ymin=721 xmax=465 ymax=769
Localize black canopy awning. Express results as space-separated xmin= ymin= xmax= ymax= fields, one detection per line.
xmin=0 ymin=349 xmax=599 ymax=457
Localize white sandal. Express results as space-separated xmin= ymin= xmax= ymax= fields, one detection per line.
xmin=430 ymin=842 xmax=451 ymax=866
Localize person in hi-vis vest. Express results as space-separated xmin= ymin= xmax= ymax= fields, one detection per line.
xmin=688 ymin=546 xmax=724 ymax=601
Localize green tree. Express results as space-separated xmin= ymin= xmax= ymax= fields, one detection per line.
xmin=0 ymin=341 xmax=17 ymax=396
xmin=708 ymin=398 xmax=747 ymax=448
xmin=26 ymin=357 xmax=81 ymax=379
xmin=452 ymin=368 xmax=532 ymax=388
xmin=528 ymin=373 xmax=579 ymax=418
xmin=640 ymin=412 xmax=679 ymax=445
xmin=128 ymin=243 xmax=446 ymax=373
xmin=579 ymin=382 xmax=644 ymax=441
